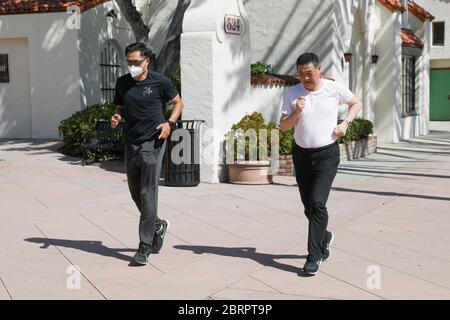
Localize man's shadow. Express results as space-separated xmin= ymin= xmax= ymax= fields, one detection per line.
xmin=174 ymin=245 xmax=313 ymax=277
xmin=24 ymin=238 xmax=144 ymax=267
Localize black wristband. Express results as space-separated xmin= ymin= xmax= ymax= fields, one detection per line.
xmin=167 ymin=120 xmax=176 ymax=129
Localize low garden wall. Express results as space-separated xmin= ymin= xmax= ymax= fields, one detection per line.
xmin=274 ymin=136 xmax=378 ymax=176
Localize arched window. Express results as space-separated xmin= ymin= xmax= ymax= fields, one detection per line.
xmin=100 ymin=40 xmax=123 ymax=103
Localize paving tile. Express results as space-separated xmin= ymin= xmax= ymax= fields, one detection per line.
xmin=1 ymin=133 xmax=450 ymax=299
xmin=210 ymin=287 xmax=329 ymax=300
xmin=343 ymin=273 xmax=450 ymax=299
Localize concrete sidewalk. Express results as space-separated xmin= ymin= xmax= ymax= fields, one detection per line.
xmin=1 ymin=131 xmax=450 ymax=300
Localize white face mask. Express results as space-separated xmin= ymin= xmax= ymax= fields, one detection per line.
xmin=128 ymin=65 xmax=144 ymax=78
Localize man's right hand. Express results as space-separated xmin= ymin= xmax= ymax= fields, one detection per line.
xmin=295 ymin=96 xmax=306 ymax=114
xmin=111 ymin=114 xmax=122 ymax=128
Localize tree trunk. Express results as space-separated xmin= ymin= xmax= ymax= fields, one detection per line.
xmin=116 ymin=0 xmax=191 ymax=75
xmin=153 ymin=0 xmax=191 ymax=75
xmin=115 ymin=0 xmax=151 ymax=48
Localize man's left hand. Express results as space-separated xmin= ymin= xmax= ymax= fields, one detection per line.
xmin=333 ymin=122 xmax=348 ymax=138
xmin=157 ymin=122 xmax=171 ymax=139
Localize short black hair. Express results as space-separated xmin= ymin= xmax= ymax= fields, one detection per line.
xmin=296 ymin=53 xmax=320 ymax=68
xmin=125 ymin=42 xmax=155 ymax=61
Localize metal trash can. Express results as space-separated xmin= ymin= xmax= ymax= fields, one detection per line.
xmin=163 ymin=120 xmax=204 ymax=187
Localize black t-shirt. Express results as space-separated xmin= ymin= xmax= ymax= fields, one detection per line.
xmin=113 ymin=71 xmax=178 ymax=145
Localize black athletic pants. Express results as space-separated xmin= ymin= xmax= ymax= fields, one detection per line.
xmin=292 ymin=141 xmax=340 ymax=261
xmin=125 ymin=138 xmax=166 ymax=245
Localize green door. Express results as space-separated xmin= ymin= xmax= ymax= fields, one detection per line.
xmin=430 ymin=69 xmax=450 ymax=120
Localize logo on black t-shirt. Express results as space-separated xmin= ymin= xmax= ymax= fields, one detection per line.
xmin=143 ymin=86 xmax=153 ymax=96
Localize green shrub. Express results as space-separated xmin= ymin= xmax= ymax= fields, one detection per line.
xmin=337 ymin=118 xmax=373 ymax=143
xmin=165 ymin=64 xmax=182 ymax=120
xmin=169 ymin=63 xmax=181 ymax=96
xmin=279 ymin=128 xmax=294 ymax=156
xmin=251 ymin=61 xmax=272 ymax=75
xmin=226 ymin=112 xmax=272 ymax=161
xmin=58 ymin=102 xmax=116 ymax=157
xmin=226 ymin=112 xmax=294 ymax=161
xmin=225 ymin=115 xmax=372 ymax=160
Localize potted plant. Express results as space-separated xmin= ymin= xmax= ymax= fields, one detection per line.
xmin=225 ymin=112 xmax=277 ymax=184
xmin=251 ymin=61 xmax=272 ymax=75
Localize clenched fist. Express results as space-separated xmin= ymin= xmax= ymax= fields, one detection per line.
xmin=295 ymin=96 xmax=306 ymax=114
xmin=333 ymin=121 xmax=348 ymax=138
xmin=111 ymin=114 xmax=122 ymax=129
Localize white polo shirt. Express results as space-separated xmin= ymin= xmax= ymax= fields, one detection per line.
xmin=281 ymin=79 xmax=355 ymax=149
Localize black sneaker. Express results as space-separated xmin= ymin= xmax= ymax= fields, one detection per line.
xmin=322 ymin=231 xmax=334 ymax=262
xmin=303 ymin=259 xmax=321 ymax=275
xmin=152 ymin=219 xmax=170 ymax=253
xmin=133 ymin=242 xmax=153 ymax=265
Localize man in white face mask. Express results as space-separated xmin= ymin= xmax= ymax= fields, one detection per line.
xmin=111 ymin=43 xmax=184 ymax=265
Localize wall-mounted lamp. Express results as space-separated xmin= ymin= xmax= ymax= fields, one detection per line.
xmin=106 ymin=9 xmax=118 ymax=19
xmin=344 ymin=53 xmax=353 ymax=62
xmin=371 ymin=54 xmax=379 ymax=64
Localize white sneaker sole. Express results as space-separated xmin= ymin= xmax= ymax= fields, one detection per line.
xmin=160 ymin=219 xmax=170 ymax=238
xmin=153 ymin=220 xmax=170 ymax=253
xmin=322 ymin=232 xmax=334 ymax=262
xmin=303 ymin=260 xmax=322 ymax=275
xmin=133 ymin=254 xmax=149 ymax=265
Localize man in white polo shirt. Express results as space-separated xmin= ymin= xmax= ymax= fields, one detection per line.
xmin=280 ymin=53 xmax=362 ymax=275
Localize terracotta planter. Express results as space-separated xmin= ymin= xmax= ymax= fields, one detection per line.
xmin=228 ymin=161 xmax=273 ymax=184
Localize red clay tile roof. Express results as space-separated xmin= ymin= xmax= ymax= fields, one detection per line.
xmin=378 ymin=0 xmax=406 ymax=13
xmin=0 ymin=0 xmax=110 ymax=16
xmin=378 ymin=0 xmax=434 ymax=21
xmin=251 ymin=74 xmax=300 ymax=87
xmin=401 ymin=28 xmax=424 ymax=48
xmin=408 ymin=1 xmax=435 ymax=22
xmin=251 ymin=74 xmax=335 ymax=87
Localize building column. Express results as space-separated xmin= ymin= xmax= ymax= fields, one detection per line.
xmin=181 ymin=0 xmax=251 ymax=183
xmin=421 ymin=19 xmax=431 ymax=135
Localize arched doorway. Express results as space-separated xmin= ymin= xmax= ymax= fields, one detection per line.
xmin=100 ymin=40 xmax=123 ymax=103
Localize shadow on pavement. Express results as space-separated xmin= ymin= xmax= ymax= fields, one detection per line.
xmin=0 ymin=139 xmax=64 ymax=156
xmin=24 ymin=237 xmax=135 ymax=263
xmin=174 ymin=245 xmax=307 ymax=274
xmin=99 ymin=160 xmax=126 ymax=174
xmin=333 ymin=187 xmax=450 ymax=201
xmin=337 ymin=167 xmax=450 ymax=179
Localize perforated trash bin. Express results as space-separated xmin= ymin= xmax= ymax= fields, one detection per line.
xmin=163 ymin=120 xmax=204 ymax=187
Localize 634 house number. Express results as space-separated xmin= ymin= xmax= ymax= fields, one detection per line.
xmin=225 ymin=14 xmax=242 ymax=35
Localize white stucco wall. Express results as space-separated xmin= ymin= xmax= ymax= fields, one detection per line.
xmin=415 ymin=0 xmax=450 ymax=60
xmin=0 ymin=38 xmax=32 ymax=138
xmin=420 ymin=20 xmax=431 ymax=136
xmin=373 ymin=4 xmax=400 ymax=143
xmin=400 ymin=12 xmax=431 ymax=139
xmin=147 ymin=0 xmax=336 ymax=76
xmin=181 ymin=0 xmax=252 ymax=183
xmin=250 ymin=84 xmax=286 ymax=124
xmin=331 ymin=0 xmax=353 ymax=86
xmin=0 ymin=12 xmax=81 ymax=139
xmin=395 ymin=6 xmax=430 ymax=140
xmin=142 ymin=0 xmax=180 ymax=56
xmin=243 ymin=0 xmax=335 ymax=75
xmin=78 ymin=1 xmax=135 ymax=108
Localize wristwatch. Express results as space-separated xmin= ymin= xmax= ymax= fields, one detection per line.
xmin=167 ymin=120 xmax=176 ymax=129
xmin=344 ymin=118 xmax=352 ymax=125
